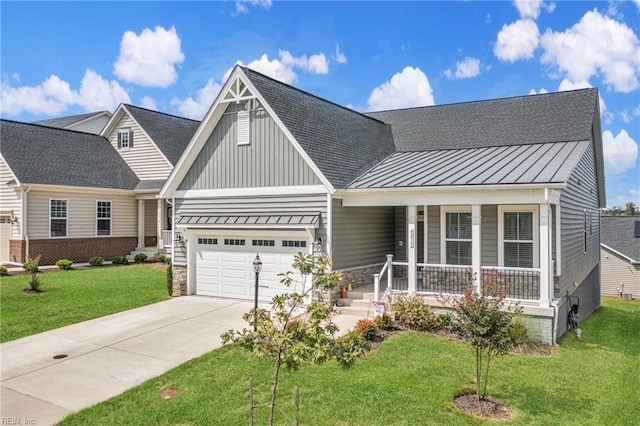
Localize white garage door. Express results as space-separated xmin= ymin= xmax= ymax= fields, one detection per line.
xmin=195 ymin=232 xmax=310 ymax=301
xmin=0 ymin=217 xmax=11 ymax=263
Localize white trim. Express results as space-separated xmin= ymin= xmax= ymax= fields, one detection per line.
xmin=64 ymin=111 xmax=111 ymax=130
xmin=177 ymin=223 xmax=318 ymax=230
xmin=440 ymin=206 xmax=472 ymax=265
xmin=173 ymin=185 xmax=328 ymax=199
xmin=0 ymin=153 xmax=21 ymax=187
xmin=407 ymin=205 xmax=417 ymax=294
xmin=539 ymin=204 xmax=551 ymax=307
xmin=137 ymin=199 xmax=145 ymax=248
xmin=237 ymin=110 xmax=250 ymax=145
xmin=338 ymin=182 xmax=566 ymax=195
xmin=423 ymin=205 xmax=428 ymax=264
xmin=49 ymin=198 xmax=68 ymax=238
xmin=326 ymin=193 xmax=333 ymax=258
xmin=12 ymin=183 xmax=133 ymax=196
xmin=601 ymin=244 xmax=640 ymax=264
xmin=498 ymin=205 xmax=539 ymax=268
xmin=95 ymin=200 xmax=112 ymax=237
xmin=555 ymin=204 xmax=562 ymax=275
xmin=471 ymin=204 xmax=481 ymax=293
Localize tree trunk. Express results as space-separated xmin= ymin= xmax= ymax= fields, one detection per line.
xmin=268 ymin=350 xmax=283 ymax=426
xmin=475 ymin=347 xmax=481 ymax=402
xmin=482 ymin=352 xmax=492 ymax=399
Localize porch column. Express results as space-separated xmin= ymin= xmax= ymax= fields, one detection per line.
xmin=471 ymin=204 xmax=482 ymax=294
xmin=157 ymin=198 xmax=163 ymax=249
xmin=407 ymin=205 xmax=417 ymax=294
xmin=137 ymin=199 xmax=145 ymax=249
xmin=539 ymin=204 xmax=552 ymax=307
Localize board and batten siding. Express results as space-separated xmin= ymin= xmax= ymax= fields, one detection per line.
xmin=107 ymin=115 xmax=172 ymax=180
xmin=0 ymin=157 xmax=21 ymax=238
xmin=331 ymin=199 xmax=395 ymax=270
xmin=178 ymin=101 xmax=321 ymax=191
xmin=558 ymin=141 xmax=600 ymax=298
xmin=68 ymin=116 xmax=109 ymax=135
xmin=601 ymin=249 xmax=640 ymax=296
xmin=27 ymin=190 xmax=137 ymax=238
xmin=173 ymin=193 xmax=328 ymax=265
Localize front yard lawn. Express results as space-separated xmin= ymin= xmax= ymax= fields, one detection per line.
xmin=0 ymin=264 xmax=169 ymax=343
xmin=60 ymin=297 xmax=639 ymax=425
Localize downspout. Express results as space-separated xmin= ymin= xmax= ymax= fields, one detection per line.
xmin=551 ymin=298 xmax=560 ymax=345
xmin=23 ymin=186 xmax=32 ymax=261
xmin=326 ymin=192 xmax=332 ymax=261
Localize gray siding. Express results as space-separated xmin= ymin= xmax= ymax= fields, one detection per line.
xmin=173 ymin=193 xmax=327 ymax=265
xmin=331 ymin=199 xmax=395 ymax=270
xmin=178 ymin=100 xmax=321 ymax=191
xmin=427 ymin=206 xmax=440 ymax=263
xmin=68 ymin=116 xmax=109 ymax=134
xmin=481 ymin=205 xmax=498 ymax=266
xmin=558 ymin=141 xmax=601 ymax=299
xmin=395 ymin=206 xmax=406 ymax=261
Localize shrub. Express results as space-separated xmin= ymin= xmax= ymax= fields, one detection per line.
xmin=133 ymin=253 xmax=148 ymax=263
xmin=23 ymin=256 xmax=41 ymax=291
xmin=509 ymin=314 xmax=542 ymax=354
xmin=166 ymin=260 xmax=173 ymax=296
xmin=112 ymin=255 xmax=128 ymax=265
xmin=354 ymin=319 xmax=378 ymax=341
xmin=437 ymin=313 xmax=453 ymax=331
xmin=335 ymin=331 xmax=368 ymax=367
xmin=88 ymin=256 xmax=104 ymax=266
xmin=0 ymin=265 xmax=8 ymax=275
xmin=157 ymin=254 xmax=168 ymax=264
xmin=56 ymin=259 xmax=73 ymax=270
xmin=374 ymin=313 xmax=394 ymax=331
xmin=391 ymin=294 xmax=440 ymax=331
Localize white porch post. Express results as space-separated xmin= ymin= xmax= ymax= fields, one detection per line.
xmin=137 ymin=199 xmax=145 ymax=249
xmin=157 ymin=198 xmax=163 ymax=249
xmin=407 ymin=205 xmax=417 ymax=294
xmin=471 ymin=204 xmax=482 ymax=294
xmin=539 ymin=204 xmax=552 ymax=307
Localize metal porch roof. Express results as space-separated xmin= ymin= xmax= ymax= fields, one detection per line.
xmin=177 ymin=213 xmax=320 ymax=227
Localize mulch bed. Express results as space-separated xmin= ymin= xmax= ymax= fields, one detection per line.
xmin=454 ymin=394 xmax=514 ymax=419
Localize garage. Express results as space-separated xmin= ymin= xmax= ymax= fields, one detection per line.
xmin=194 ymin=231 xmax=310 ymax=301
xmin=0 ymin=215 xmax=12 ymax=263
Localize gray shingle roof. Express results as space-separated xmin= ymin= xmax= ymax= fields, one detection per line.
xmin=33 ymin=111 xmax=110 ymax=129
xmin=242 ymin=67 xmax=395 ymax=189
xmin=601 ymin=216 xmax=640 ymax=262
xmin=349 ymin=141 xmax=589 ymax=189
xmin=366 ymin=88 xmax=599 ymax=152
xmin=1 ymin=120 xmax=139 ymax=190
xmin=125 ymin=105 xmax=200 ymax=165
xmin=134 ymin=180 xmax=166 ymax=191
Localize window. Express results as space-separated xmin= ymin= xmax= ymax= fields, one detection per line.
xmin=237 ymin=110 xmax=249 ymax=145
xmin=253 ymin=239 xmax=275 ymax=247
xmin=224 ymin=239 xmax=245 ymax=246
xmin=117 ymin=129 xmax=133 ymax=149
xmin=499 ymin=206 xmax=538 ymax=268
xmin=50 ymin=199 xmax=67 ymax=237
xmin=282 ymin=240 xmax=307 ymax=248
xmin=583 ymin=210 xmax=589 ymax=253
xmin=443 ymin=210 xmax=472 ymax=265
xmin=96 ymin=201 xmax=111 ymax=236
xmin=197 ymin=238 xmax=217 ymax=245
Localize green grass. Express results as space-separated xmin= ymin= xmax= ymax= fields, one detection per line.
xmin=60 ymin=297 xmax=639 ymax=425
xmin=0 ymin=264 xmax=169 ymax=342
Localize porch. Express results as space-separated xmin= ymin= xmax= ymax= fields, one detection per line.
xmin=134 ymin=197 xmax=173 ymax=254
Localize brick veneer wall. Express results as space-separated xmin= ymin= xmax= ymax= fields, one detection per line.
xmin=26 ymin=237 xmax=138 ymax=265
xmin=9 ymin=240 xmax=25 ymax=263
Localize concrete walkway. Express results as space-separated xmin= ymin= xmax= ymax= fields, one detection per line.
xmin=0 ymin=297 xmax=362 ymax=425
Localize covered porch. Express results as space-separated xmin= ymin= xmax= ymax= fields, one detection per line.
xmin=134 ymin=196 xmax=173 ymax=254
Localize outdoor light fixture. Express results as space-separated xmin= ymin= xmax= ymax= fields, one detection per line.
xmin=252 ymin=253 xmax=262 ymax=331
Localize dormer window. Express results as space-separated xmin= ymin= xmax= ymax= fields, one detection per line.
xmin=237 ymin=110 xmax=249 ymax=145
xmin=118 ymin=129 xmax=134 ymax=149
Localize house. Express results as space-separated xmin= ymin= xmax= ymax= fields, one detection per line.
xmin=0 ymin=105 xmax=198 ymax=265
xmin=600 ymin=216 xmax=640 ymax=297
xmin=33 ymin=111 xmax=112 ymax=134
xmin=159 ymin=65 xmax=605 ymax=344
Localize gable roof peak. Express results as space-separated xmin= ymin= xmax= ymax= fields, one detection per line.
xmin=123 ymin=103 xmax=200 ymax=123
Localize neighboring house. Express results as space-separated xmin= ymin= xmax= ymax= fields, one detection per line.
xmin=600 ymin=216 xmax=640 ymax=297
xmin=33 ymin=111 xmax=112 ymax=134
xmin=0 ymin=106 xmax=198 ymax=265
xmin=160 ymin=65 xmax=606 ymax=344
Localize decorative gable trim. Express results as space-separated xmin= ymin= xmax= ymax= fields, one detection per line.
xmin=159 ymin=66 xmax=334 ymax=198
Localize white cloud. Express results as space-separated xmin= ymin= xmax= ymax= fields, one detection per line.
xmin=529 ymin=78 xmax=607 ymax=113
xmin=279 ymin=50 xmax=329 ymax=74
xmin=366 ymin=66 xmax=435 ymax=111
xmin=114 ymin=26 xmax=185 ymax=88
xmin=231 ymin=50 xmax=330 ymax=85
xmin=529 ymin=88 xmax=549 ymax=95
xmin=602 ymin=129 xmax=638 ymax=174
xmin=540 ymin=10 xmax=640 ymax=93
xmin=140 ymin=96 xmax=157 ymax=111
xmin=445 ymin=57 xmax=481 ymax=80
xmin=171 ymin=78 xmax=222 ymax=120
xmin=514 ymin=0 xmax=544 ymax=19
xmin=0 ymin=69 xmax=129 ymax=116
xmin=333 ymin=44 xmax=347 ymax=64
xmin=494 ymin=19 xmax=540 ymax=62
xmin=235 ymin=0 xmax=272 ymax=15
xmin=241 ymin=54 xmax=297 ymax=84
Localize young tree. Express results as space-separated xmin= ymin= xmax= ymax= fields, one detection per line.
xmin=221 ymin=254 xmax=363 ymax=425
xmin=439 ymin=270 xmax=522 ymax=401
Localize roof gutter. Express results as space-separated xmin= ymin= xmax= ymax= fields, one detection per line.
xmin=602 ymin=244 xmax=640 ymax=264
xmin=335 ymin=182 xmax=567 ymax=196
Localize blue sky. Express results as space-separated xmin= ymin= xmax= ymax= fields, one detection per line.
xmin=1 ymin=1 xmax=638 ymax=207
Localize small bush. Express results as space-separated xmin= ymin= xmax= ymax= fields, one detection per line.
xmin=167 ymin=260 xmax=173 ymax=296
xmin=157 ymin=254 xmax=168 ymax=264
xmin=133 ymin=253 xmax=148 ymax=263
xmin=56 ymin=259 xmax=73 ymax=270
xmin=23 ymin=256 xmax=41 ymax=291
xmin=374 ymin=313 xmax=395 ymax=331
xmin=354 ymin=319 xmax=378 ymax=341
xmin=334 ymin=331 xmax=368 ymax=367
xmin=437 ymin=313 xmax=453 ymax=330
xmin=88 ymin=256 xmax=104 ymax=266
xmin=0 ymin=265 xmax=8 ymax=275
xmin=112 ymin=255 xmax=128 ymax=265
xmin=509 ymin=314 xmax=542 ymax=353
xmin=391 ymin=295 xmax=440 ymax=331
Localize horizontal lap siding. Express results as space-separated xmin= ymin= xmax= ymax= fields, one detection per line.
xmin=27 ymin=190 xmax=137 ymax=238
xmin=107 ymin=115 xmax=171 ymax=180
xmin=0 ymin=157 xmax=21 ymax=238
xmin=144 ymin=200 xmax=158 ymax=236
xmin=427 ymin=206 xmax=440 ymax=263
xmin=395 ymin=206 xmax=406 ymax=261
xmin=332 ymin=199 xmax=395 ymax=270
xmin=178 ymin=101 xmax=321 ymax=190
xmin=601 ymin=250 xmax=640 ymax=296
xmin=173 ymin=193 xmax=328 ymax=265
xmin=481 ymin=205 xmax=498 ymax=266
xmin=68 ymin=116 xmax=109 ymax=134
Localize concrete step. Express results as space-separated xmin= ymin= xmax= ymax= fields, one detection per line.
xmin=338 ymin=298 xmax=373 ymax=308
xmin=334 ymin=305 xmax=375 ymax=318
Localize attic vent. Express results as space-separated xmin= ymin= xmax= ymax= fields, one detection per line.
xmin=237 ymin=110 xmax=249 ymax=145
xmin=635 ymin=220 xmax=640 ymax=238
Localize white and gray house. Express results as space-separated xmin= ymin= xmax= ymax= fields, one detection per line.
xmin=159 ymin=66 xmax=605 ymax=344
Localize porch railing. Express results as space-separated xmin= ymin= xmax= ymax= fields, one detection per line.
xmin=481 ymin=266 xmax=540 ymax=301
xmin=418 ymin=264 xmax=471 ymax=295
xmin=161 ymin=230 xmax=173 ymax=248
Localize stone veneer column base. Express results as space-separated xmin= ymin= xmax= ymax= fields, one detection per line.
xmin=172 ymin=265 xmax=187 ymax=297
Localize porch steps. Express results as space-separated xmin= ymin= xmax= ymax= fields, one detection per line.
xmin=126 ymin=247 xmax=160 ymax=262
xmin=334 ymin=290 xmax=377 ymax=318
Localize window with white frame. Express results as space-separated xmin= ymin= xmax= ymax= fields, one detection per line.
xmin=50 ymin=199 xmax=67 ymax=237
xmin=117 ymin=129 xmax=133 ymax=149
xmin=96 ymin=201 xmax=111 ymax=236
xmin=499 ymin=206 xmax=538 ymax=268
xmin=442 ymin=208 xmax=472 ymax=265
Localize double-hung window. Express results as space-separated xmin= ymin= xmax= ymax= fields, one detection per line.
xmin=441 ymin=208 xmax=472 ymax=265
xmin=117 ymin=128 xmax=133 ymax=149
xmin=97 ymin=201 xmax=111 ymax=236
xmin=499 ymin=206 xmax=538 ymax=268
xmin=50 ymin=199 xmax=67 ymax=237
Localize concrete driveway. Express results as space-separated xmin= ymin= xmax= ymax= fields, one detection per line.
xmin=1 ymin=296 xmax=361 ymax=425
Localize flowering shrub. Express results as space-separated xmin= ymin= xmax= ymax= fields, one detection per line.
xmin=354 ymin=319 xmax=378 ymax=340
xmin=374 ymin=313 xmax=394 ymax=331
xmin=391 ymin=295 xmax=440 ymax=331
